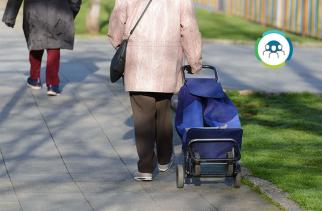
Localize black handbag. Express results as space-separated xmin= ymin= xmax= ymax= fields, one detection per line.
xmin=110 ymin=0 xmax=153 ymax=83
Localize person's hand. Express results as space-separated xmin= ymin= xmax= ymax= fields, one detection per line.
xmin=183 ymin=65 xmax=193 ymax=74
xmin=5 ymin=22 xmax=14 ymax=28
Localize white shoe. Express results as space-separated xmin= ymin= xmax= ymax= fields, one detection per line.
xmin=134 ymin=172 xmax=153 ymax=181
xmin=27 ymin=77 xmax=41 ymax=90
xmin=47 ymin=85 xmax=61 ymax=96
xmin=158 ymin=154 xmax=175 ymax=172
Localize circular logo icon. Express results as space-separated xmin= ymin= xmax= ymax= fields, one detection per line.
xmin=255 ymin=30 xmax=293 ymax=68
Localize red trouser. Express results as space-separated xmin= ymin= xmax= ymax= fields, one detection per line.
xmin=29 ymin=49 xmax=60 ymax=86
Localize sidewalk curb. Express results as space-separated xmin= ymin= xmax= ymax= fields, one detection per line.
xmin=241 ymin=167 xmax=303 ymax=211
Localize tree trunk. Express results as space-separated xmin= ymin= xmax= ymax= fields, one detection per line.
xmin=86 ymin=0 xmax=101 ymax=34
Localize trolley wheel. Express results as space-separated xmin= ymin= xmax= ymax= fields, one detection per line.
xmin=176 ymin=165 xmax=185 ymax=188
xmin=226 ymin=149 xmax=234 ymax=177
xmin=227 ymin=164 xmax=234 ymax=176
xmin=234 ymin=172 xmax=241 ymax=188
xmin=226 ymin=148 xmax=235 ymax=176
xmin=227 ymin=148 xmax=235 ymax=159
xmin=194 ymin=164 xmax=201 ymax=176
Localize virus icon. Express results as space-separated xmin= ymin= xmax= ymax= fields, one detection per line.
xmin=263 ymin=40 xmax=285 ymax=59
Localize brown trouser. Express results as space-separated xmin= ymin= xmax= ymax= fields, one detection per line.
xmin=130 ymin=92 xmax=173 ymax=173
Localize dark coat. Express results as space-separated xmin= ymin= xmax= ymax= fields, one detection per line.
xmin=2 ymin=0 xmax=82 ymax=50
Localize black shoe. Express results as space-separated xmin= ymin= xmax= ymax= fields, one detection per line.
xmin=47 ymin=85 xmax=61 ymax=96
xmin=27 ymin=77 xmax=41 ymax=90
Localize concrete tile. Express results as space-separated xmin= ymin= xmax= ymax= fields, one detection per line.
xmin=65 ymin=157 xmax=127 ymax=171
xmin=50 ymin=127 xmax=106 ymax=142
xmin=9 ymin=174 xmax=71 ymax=184
xmin=149 ymin=191 xmax=215 ymax=211
xmin=0 ymin=203 xmax=21 ymax=211
xmin=196 ymin=185 xmax=279 ymax=211
xmin=13 ymin=181 xmax=78 ymax=194
xmin=77 ymin=181 xmax=144 ymax=194
xmin=0 ymin=119 xmax=47 ymax=136
xmin=0 ymin=179 xmax=18 ymax=202
xmin=18 ymin=193 xmax=92 ymax=211
xmin=71 ymin=170 xmax=132 ymax=182
xmin=0 ymin=112 xmax=43 ymax=122
xmin=0 ymin=157 xmax=6 ymax=177
xmin=45 ymin=117 xmax=100 ymax=135
xmin=83 ymin=191 xmax=159 ymax=211
xmin=7 ymin=165 xmax=67 ymax=176
xmin=0 ymin=133 xmax=61 ymax=158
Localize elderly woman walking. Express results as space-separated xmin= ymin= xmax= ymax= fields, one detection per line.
xmin=2 ymin=0 xmax=82 ymax=96
xmin=108 ymin=0 xmax=202 ymax=181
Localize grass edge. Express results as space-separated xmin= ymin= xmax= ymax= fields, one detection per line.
xmin=242 ymin=177 xmax=286 ymax=211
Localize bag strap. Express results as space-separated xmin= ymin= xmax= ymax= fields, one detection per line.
xmin=128 ymin=0 xmax=153 ymax=38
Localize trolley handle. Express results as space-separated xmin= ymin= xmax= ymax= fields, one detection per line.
xmin=183 ymin=65 xmax=218 ymax=81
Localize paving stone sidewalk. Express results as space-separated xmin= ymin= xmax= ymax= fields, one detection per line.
xmin=0 ymin=18 xmax=283 ymax=211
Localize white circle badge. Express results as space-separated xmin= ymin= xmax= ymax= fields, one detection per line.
xmin=256 ymin=30 xmax=293 ymax=68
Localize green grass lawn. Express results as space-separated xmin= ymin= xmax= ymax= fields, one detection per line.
xmin=228 ymin=92 xmax=322 ymax=210
xmin=75 ymin=0 xmax=114 ymax=35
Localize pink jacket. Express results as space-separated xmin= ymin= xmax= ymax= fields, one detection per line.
xmin=108 ymin=0 xmax=202 ymax=93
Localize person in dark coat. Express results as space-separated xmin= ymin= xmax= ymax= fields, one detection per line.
xmin=2 ymin=0 xmax=82 ymax=96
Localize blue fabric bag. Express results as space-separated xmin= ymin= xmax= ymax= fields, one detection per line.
xmin=175 ymin=78 xmax=242 ymax=148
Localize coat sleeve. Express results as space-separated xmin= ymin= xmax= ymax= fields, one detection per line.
xmin=108 ymin=0 xmax=127 ymax=48
xmin=69 ymin=0 xmax=82 ymax=18
xmin=2 ymin=0 xmax=23 ymax=27
xmin=180 ymin=0 xmax=202 ymax=74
